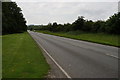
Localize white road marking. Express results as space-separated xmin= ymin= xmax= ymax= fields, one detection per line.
xmin=105 ymin=54 xmax=119 ymax=59
xmin=29 ymin=31 xmax=119 ymax=78
xmin=28 ymin=31 xmax=71 ymax=78
xmin=33 ymin=36 xmax=71 ymax=78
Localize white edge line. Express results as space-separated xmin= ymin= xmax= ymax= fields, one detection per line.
xmin=105 ymin=54 xmax=119 ymax=59
xmin=37 ymin=42 xmax=71 ymax=78
xmin=31 ymin=35 xmax=71 ymax=78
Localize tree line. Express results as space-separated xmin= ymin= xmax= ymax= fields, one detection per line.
xmin=2 ymin=2 xmax=27 ymax=35
xmin=28 ymin=12 xmax=120 ymax=34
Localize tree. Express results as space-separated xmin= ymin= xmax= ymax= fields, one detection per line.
xmin=83 ymin=20 xmax=93 ymax=32
xmin=105 ymin=12 xmax=120 ymax=34
xmin=72 ymin=16 xmax=85 ymax=31
xmin=51 ymin=22 xmax=58 ymax=32
xmin=34 ymin=13 xmax=120 ymax=34
xmin=2 ymin=2 xmax=27 ymax=34
xmin=92 ymin=20 xmax=105 ymax=32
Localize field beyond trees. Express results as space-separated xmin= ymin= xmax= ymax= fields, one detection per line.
xmin=2 ymin=32 xmax=50 ymax=78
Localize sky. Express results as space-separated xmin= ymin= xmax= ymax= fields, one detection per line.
xmin=11 ymin=0 xmax=119 ymax=25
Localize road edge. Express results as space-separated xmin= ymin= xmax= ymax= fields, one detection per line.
xmin=28 ymin=31 xmax=71 ymax=78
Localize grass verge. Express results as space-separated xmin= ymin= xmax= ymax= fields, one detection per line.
xmin=2 ymin=32 xmax=50 ymax=78
xmin=36 ymin=30 xmax=120 ymax=47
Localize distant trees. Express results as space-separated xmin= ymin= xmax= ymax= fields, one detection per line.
xmin=2 ymin=2 xmax=27 ymax=34
xmin=72 ymin=16 xmax=85 ymax=31
xmin=83 ymin=20 xmax=93 ymax=32
xmin=4 ymin=1 xmax=118 ymax=35
xmin=91 ymin=20 xmax=105 ymax=32
xmin=105 ymin=12 xmax=120 ymax=34
xmin=28 ymin=12 xmax=120 ymax=35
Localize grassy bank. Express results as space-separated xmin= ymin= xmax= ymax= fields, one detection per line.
xmin=36 ymin=30 xmax=119 ymax=47
xmin=2 ymin=32 xmax=50 ymax=78
xmin=0 ymin=36 xmax=2 ymax=79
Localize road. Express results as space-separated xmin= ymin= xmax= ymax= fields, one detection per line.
xmin=28 ymin=31 xmax=118 ymax=78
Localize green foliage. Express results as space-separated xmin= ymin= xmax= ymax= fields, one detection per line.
xmin=83 ymin=20 xmax=93 ymax=32
xmin=92 ymin=20 xmax=106 ymax=32
xmin=2 ymin=2 xmax=27 ymax=34
xmin=31 ymin=12 xmax=120 ymax=35
xmin=72 ymin=16 xmax=85 ymax=31
xmin=105 ymin=12 xmax=120 ymax=34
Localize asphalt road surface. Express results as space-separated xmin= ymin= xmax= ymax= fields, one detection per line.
xmin=28 ymin=31 xmax=119 ymax=78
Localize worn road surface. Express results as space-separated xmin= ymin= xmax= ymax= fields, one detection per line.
xmin=28 ymin=31 xmax=118 ymax=78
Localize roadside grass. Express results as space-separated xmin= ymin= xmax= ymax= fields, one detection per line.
xmin=0 ymin=36 xmax=2 ymax=79
xmin=36 ymin=30 xmax=120 ymax=47
xmin=2 ymin=32 xmax=50 ymax=78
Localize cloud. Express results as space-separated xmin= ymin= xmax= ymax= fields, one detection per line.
xmin=16 ymin=2 xmax=118 ymax=25
xmin=12 ymin=0 xmax=119 ymax=2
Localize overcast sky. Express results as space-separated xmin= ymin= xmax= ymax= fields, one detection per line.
xmin=11 ymin=0 xmax=119 ymax=25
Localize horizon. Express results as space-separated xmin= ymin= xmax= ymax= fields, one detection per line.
xmin=9 ymin=0 xmax=119 ymax=25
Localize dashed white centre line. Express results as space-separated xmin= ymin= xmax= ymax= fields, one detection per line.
xmin=105 ymin=53 xmax=119 ymax=59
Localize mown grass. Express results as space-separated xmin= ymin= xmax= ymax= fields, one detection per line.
xmin=0 ymin=36 xmax=2 ymax=79
xmin=2 ymin=32 xmax=50 ymax=78
xmin=36 ymin=30 xmax=120 ymax=47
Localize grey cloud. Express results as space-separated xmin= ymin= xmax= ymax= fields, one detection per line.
xmin=13 ymin=0 xmax=119 ymax=2
xmin=16 ymin=2 xmax=118 ymax=25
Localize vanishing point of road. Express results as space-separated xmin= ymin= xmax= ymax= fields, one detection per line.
xmin=28 ymin=31 xmax=119 ymax=78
